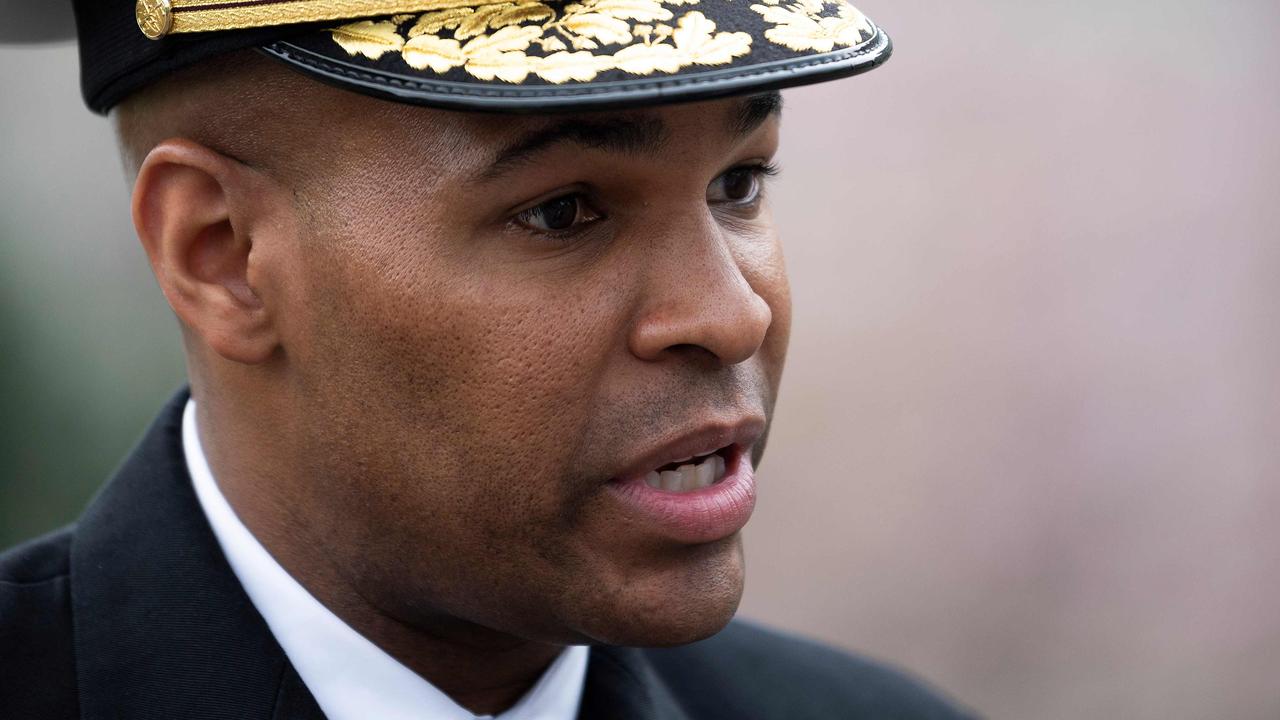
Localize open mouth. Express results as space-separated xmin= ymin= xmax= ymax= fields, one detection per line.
xmin=607 ymin=439 xmax=757 ymax=543
xmin=641 ymin=447 xmax=731 ymax=493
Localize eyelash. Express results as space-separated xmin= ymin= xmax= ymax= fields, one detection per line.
xmin=752 ymin=161 xmax=782 ymax=180
xmin=716 ymin=161 xmax=780 ymax=207
xmin=512 ymin=161 xmax=781 ymax=238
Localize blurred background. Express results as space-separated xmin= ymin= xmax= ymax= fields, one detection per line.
xmin=2 ymin=0 xmax=1278 ymax=717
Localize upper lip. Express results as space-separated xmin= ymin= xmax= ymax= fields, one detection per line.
xmin=610 ymin=413 xmax=766 ymax=481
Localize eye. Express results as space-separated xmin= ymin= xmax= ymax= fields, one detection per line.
xmin=707 ymin=162 xmax=778 ymax=205
xmin=514 ymin=193 xmax=602 ymax=233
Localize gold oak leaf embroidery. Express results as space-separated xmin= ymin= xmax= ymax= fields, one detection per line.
xmin=331 ymin=19 xmax=405 ymax=60
xmin=408 ymin=7 xmax=475 ymax=36
xmin=748 ymin=0 xmax=872 ymax=53
xmin=459 ymin=24 xmax=546 ymax=81
xmin=330 ymin=0 xmax=757 ymax=84
xmin=552 ymin=0 xmax=675 ymax=47
xmin=536 ymin=50 xmax=607 ymax=82
xmin=408 ymin=2 xmax=554 ymax=40
xmin=671 ymin=11 xmax=750 ymax=64
xmin=402 ymin=34 xmax=467 ymax=72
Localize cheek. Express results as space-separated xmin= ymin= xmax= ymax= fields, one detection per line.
xmin=430 ymin=283 xmax=622 ymax=482
xmin=736 ymin=215 xmax=792 ymax=383
xmin=285 ymin=237 xmax=643 ymax=631
xmin=295 ymin=234 xmax=632 ymax=533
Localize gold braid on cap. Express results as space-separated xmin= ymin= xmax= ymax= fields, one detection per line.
xmin=135 ymin=0 xmax=515 ymax=39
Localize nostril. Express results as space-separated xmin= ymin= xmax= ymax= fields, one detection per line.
xmin=664 ymin=343 xmax=724 ymax=366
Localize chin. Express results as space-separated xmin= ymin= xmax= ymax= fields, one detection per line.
xmin=575 ymin=537 xmax=747 ymax=648
xmin=633 ymin=598 xmax=742 ymax=648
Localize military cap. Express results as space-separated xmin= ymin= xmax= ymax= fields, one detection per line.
xmin=2 ymin=0 xmax=889 ymax=113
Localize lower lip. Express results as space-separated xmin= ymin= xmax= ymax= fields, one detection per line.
xmin=606 ymin=444 xmax=757 ymax=545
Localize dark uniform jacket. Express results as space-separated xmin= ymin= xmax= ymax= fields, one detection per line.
xmin=0 ymin=392 xmax=975 ymax=719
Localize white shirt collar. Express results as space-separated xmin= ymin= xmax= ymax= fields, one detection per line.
xmin=183 ymin=398 xmax=590 ymax=720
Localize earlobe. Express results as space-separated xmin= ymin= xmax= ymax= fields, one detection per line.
xmin=132 ymin=139 xmax=279 ymax=365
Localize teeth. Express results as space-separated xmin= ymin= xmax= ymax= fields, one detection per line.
xmin=676 ymin=464 xmax=697 ymax=491
xmin=643 ymin=454 xmax=725 ymax=493
xmin=695 ymin=459 xmax=715 ymax=488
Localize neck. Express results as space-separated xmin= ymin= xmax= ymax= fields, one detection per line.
xmin=306 ymin=588 xmax=565 ymax=715
xmin=316 ymin=600 xmax=564 ymax=715
xmin=193 ymin=392 xmax=564 ymax=716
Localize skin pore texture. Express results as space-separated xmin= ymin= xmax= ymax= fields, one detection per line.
xmin=117 ymin=51 xmax=791 ymax=715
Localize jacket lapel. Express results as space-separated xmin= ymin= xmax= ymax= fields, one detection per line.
xmin=272 ymin=665 xmax=327 ymax=720
xmin=578 ymin=646 xmax=692 ymax=720
xmin=70 ymin=389 xmax=323 ymax=720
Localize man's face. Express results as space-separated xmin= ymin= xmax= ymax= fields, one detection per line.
xmin=268 ymin=86 xmax=789 ymax=647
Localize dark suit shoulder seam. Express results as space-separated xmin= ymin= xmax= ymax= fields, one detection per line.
xmin=0 ymin=572 xmax=70 ymax=587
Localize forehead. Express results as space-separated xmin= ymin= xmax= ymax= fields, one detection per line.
xmin=314 ymin=84 xmax=782 ymax=171
xmin=473 ymin=91 xmax=778 ymax=142
xmin=472 ymin=91 xmax=783 ymax=179
xmin=239 ymin=66 xmax=783 ymax=207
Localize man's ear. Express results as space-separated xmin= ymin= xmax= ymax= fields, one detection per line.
xmin=132 ymin=138 xmax=280 ymax=364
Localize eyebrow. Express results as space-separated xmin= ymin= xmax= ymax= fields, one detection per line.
xmin=473 ymin=91 xmax=782 ymax=184
xmin=473 ymin=115 xmax=666 ymax=183
xmin=732 ymin=90 xmax=783 ymax=136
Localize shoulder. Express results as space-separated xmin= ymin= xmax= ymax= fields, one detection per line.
xmin=0 ymin=526 xmax=79 ymax=718
xmin=0 ymin=525 xmax=73 ymax=583
xmin=642 ymin=619 xmax=977 ymax=720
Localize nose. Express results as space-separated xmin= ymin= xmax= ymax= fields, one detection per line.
xmin=628 ymin=213 xmax=774 ymax=366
